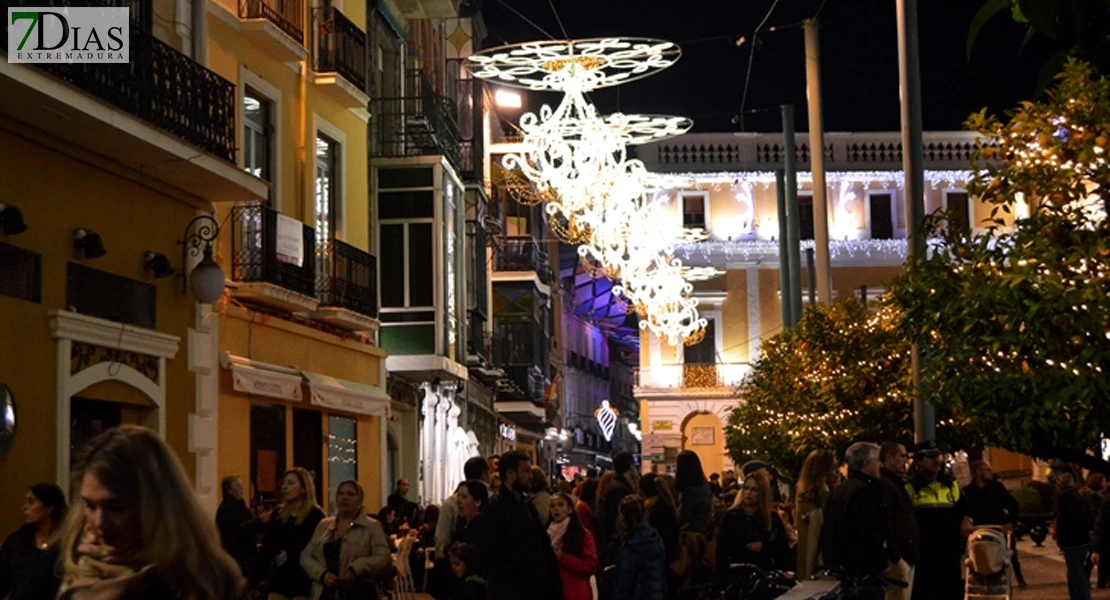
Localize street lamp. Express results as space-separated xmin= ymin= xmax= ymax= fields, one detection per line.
xmin=179 ymin=214 xmax=225 ymax=304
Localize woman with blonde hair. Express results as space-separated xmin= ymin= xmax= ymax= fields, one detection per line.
xmin=714 ymin=473 xmax=791 ymax=579
xmin=14 ymin=425 xmax=244 ymax=600
xmin=795 ymin=449 xmax=838 ymax=580
xmin=257 ymin=467 xmax=325 ymax=600
xmin=300 ymin=480 xmax=391 ymax=600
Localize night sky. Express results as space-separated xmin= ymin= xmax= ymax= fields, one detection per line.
xmin=479 ymin=0 xmax=1057 ymax=133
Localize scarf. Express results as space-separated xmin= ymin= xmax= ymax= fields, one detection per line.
xmin=58 ymin=527 xmax=153 ymax=600
xmin=547 ymin=518 xmax=570 ymax=553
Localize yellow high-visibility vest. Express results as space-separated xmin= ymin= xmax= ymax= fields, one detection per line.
xmin=905 ymin=479 xmax=961 ymax=510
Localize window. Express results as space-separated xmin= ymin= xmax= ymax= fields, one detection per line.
xmin=250 ymin=402 xmax=286 ymax=507
xmin=0 ymin=243 xmax=41 ymax=303
xmin=66 ymin=263 xmax=156 ymax=328
xmin=315 ymin=134 xmax=341 ymax=242
xmin=71 ymin=397 xmax=121 ymax=469
xmin=797 ymin=195 xmax=814 ymax=240
xmin=328 ymin=415 xmax=358 ymax=509
xmin=243 ymin=89 xmax=273 ymax=186
xmin=682 ymin=193 xmax=707 ymax=229
xmin=683 ymin=318 xmax=716 ymax=365
xmin=945 ymin=191 xmax=971 ymax=237
xmin=869 ymin=193 xmax=894 ymax=239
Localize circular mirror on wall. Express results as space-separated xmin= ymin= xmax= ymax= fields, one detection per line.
xmin=0 ymin=384 xmax=15 ymax=454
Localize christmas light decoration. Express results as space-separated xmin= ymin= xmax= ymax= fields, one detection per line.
xmin=595 ymin=400 xmax=618 ymax=441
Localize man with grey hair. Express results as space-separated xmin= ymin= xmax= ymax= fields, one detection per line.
xmin=819 ymin=442 xmax=896 ymax=593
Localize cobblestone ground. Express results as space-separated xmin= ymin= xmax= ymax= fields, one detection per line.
xmin=1013 ymin=539 xmax=1110 ymax=600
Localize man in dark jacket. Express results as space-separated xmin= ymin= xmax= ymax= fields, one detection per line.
xmin=820 ymin=442 xmax=894 ymax=598
xmin=215 ymin=475 xmax=269 ymax=584
xmin=597 ymin=451 xmax=637 ymax=565
xmin=879 ymin=441 xmax=918 ymax=600
xmin=963 ymin=461 xmax=1025 ymax=587
xmin=1056 ymin=471 xmax=1094 ymax=600
xmin=481 ymin=451 xmax=563 ymax=600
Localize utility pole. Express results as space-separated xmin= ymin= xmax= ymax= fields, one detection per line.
xmin=896 ymin=0 xmax=934 ymax=443
xmin=782 ymin=104 xmax=803 ymax=326
xmin=775 ymin=170 xmax=793 ymax=328
xmin=803 ymin=19 xmax=832 ymax=305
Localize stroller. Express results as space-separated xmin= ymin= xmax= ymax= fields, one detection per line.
xmin=964 ymin=526 xmax=1012 ymax=600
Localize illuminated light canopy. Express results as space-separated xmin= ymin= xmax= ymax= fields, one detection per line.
xmin=595 ymin=400 xmax=618 ymax=441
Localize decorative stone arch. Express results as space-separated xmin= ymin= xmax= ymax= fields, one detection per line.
xmin=49 ymin=311 xmax=180 ymax=490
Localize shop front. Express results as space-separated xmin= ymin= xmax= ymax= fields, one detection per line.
xmin=217 ymin=305 xmax=390 ymax=513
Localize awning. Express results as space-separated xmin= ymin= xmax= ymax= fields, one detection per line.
xmin=222 ymin=353 xmax=303 ymax=402
xmin=302 ymin=371 xmax=391 ymax=418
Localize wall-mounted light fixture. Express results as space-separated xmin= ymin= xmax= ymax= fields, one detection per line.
xmin=0 ymin=203 xmax=26 ymax=235
xmin=144 ymin=252 xmax=175 ymax=279
xmin=73 ymin=229 xmax=106 ymax=259
xmin=178 ymin=214 xmax=224 ymax=304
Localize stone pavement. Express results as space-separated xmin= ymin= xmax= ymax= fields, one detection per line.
xmin=1012 ymin=539 xmax=1110 ymax=600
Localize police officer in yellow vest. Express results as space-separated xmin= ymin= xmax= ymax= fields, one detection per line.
xmin=904 ymin=441 xmax=973 ymax=600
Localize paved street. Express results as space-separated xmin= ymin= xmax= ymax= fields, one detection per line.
xmin=1014 ymin=539 xmax=1110 ymax=600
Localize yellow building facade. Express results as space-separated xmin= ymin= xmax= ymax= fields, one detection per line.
xmin=203 ymin=0 xmax=392 ymax=512
xmin=633 ymin=131 xmax=1033 ymax=476
xmin=0 ymin=0 xmax=267 ymax=533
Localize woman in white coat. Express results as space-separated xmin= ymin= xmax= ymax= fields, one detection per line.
xmin=301 ymin=480 xmax=393 ymax=600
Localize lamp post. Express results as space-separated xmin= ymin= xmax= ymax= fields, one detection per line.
xmin=179 ymin=214 xmax=225 ymax=304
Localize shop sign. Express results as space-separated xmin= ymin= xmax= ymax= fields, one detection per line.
xmin=499 ymin=423 xmax=516 ymax=442
xmin=652 ymin=420 xmax=673 ymax=431
xmin=231 ymin=368 xmax=301 ymax=401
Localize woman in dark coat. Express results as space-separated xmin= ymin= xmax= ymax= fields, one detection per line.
xmin=610 ymin=495 xmax=666 ymax=600
xmin=0 ymin=483 xmax=66 ymax=598
xmin=256 ymin=468 xmax=325 ymax=600
xmin=715 ymin=475 xmax=791 ymax=580
xmin=675 ymin=451 xmax=713 ymax=537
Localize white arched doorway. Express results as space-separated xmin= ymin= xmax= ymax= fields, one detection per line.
xmin=49 ymin=311 xmax=180 ymax=490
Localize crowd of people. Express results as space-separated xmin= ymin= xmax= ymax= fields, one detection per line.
xmin=1 ymin=424 xmax=1109 ymax=600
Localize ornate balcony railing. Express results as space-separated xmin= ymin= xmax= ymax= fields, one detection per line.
xmin=231 ymin=203 xmax=317 ymax=297
xmin=634 ymin=363 xmax=753 ymax=392
xmin=1 ymin=0 xmax=236 ymax=163
xmin=495 ymin=236 xmax=553 ymax=283
xmin=371 ymin=69 xmax=461 ymax=171
xmin=637 ymin=131 xmax=986 ymax=173
xmin=240 ymin=0 xmax=305 ymax=44
xmin=312 ymin=6 xmax=367 ymax=92
xmin=317 ymin=238 xmax=378 ymax=318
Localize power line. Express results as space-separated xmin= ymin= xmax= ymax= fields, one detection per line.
xmin=673 ymin=19 xmax=804 ymax=47
xmin=814 ymin=0 xmax=830 ymax=18
xmin=738 ymin=0 xmax=783 ymax=131
xmin=493 ymin=0 xmax=555 ymax=40
xmin=547 ymin=0 xmax=569 ymax=39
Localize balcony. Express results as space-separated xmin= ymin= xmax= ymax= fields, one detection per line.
xmin=446 ymin=60 xmax=483 ymax=183
xmin=311 ymin=6 xmax=369 ymax=114
xmin=238 ymin=0 xmax=308 ymax=62
xmin=636 ymin=131 xmax=985 ymax=173
xmin=392 ymin=0 xmax=458 ymax=19
xmin=372 ymin=69 xmax=461 ymax=171
xmin=633 ymin=363 xmax=753 ymax=399
xmin=230 ymin=203 xmax=319 ymax=312
xmin=309 ymin=238 xmax=379 ymax=332
xmin=0 ymin=0 xmax=265 ymax=203
xmin=494 ymin=236 xmax=553 ymax=285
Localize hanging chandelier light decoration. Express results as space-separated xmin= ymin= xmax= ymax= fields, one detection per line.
xmin=467 ymin=38 xmax=716 ymax=345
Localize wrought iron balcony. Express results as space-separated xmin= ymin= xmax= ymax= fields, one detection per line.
xmin=495 ymin=236 xmax=553 ymax=283
xmin=312 ymin=6 xmax=367 ymax=92
xmin=240 ymin=0 xmax=305 ymax=44
xmin=371 ymin=69 xmax=461 ymax=171
xmin=1 ymin=0 xmax=236 ymax=163
xmin=447 ymin=59 xmax=483 ymax=183
xmin=231 ymin=203 xmax=317 ymax=298
xmin=317 ymin=238 xmax=378 ymax=318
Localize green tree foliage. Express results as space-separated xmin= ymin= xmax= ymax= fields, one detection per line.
xmin=725 ymin=300 xmax=975 ymax=475
xmin=968 ymin=0 xmax=1110 ymax=93
xmin=887 ymin=60 xmax=1110 ymax=474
